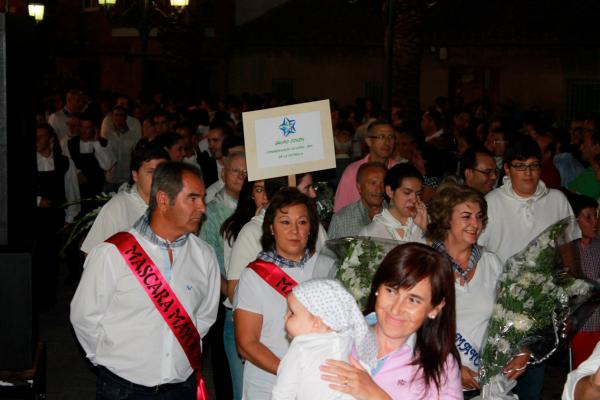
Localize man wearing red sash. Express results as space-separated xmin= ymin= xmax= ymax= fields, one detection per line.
xmin=71 ymin=162 xmax=220 ymax=399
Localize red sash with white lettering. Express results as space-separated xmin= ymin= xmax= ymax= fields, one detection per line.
xmin=247 ymin=259 xmax=298 ymax=298
xmin=105 ymin=231 xmax=208 ymax=400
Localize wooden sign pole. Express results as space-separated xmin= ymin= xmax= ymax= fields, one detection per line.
xmin=287 ymin=175 xmax=296 ymax=188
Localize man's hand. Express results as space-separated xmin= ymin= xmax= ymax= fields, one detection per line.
xmin=503 ymin=350 xmax=530 ymax=380
xmin=39 ymin=198 xmax=52 ymax=208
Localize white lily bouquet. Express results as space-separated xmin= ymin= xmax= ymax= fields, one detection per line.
xmin=477 ymin=217 xmax=593 ymax=398
xmin=325 ymin=237 xmax=398 ymax=309
xmin=60 ymin=191 xmax=115 ymax=252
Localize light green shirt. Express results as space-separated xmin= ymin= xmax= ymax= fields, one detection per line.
xmin=200 ymin=189 xmax=237 ymax=276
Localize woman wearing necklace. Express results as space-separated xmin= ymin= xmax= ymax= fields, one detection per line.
xmin=359 ymin=163 xmax=428 ymax=243
xmin=427 ymin=182 xmax=528 ymax=399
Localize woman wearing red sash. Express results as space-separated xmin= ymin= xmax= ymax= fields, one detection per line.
xmin=233 ymin=187 xmax=335 ymax=399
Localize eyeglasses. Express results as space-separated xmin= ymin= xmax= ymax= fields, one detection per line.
xmin=368 ymin=134 xmax=395 ymax=141
xmin=510 ymin=162 xmax=542 ymax=172
xmin=227 ymin=168 xmax=247 ymax=177
xmin=472 ymin=167 xmax=499 ymax=176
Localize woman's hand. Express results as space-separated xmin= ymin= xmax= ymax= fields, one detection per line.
xmin=461 ymin=366 xmax=480 ymax=390
xmin=413 ymin=198 xmax=428 ymax=231
xmin=320 ymin=356 xmax=391 ymax=400
xmin=503 ymin=349 xmax=530 ymax=380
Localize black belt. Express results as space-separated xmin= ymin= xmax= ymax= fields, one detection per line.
xmin=97 ymin=366 xmax=191 ymax=393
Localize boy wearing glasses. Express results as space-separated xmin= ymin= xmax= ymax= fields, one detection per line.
xmin=478 ymin=136 xmax=580 ymax=400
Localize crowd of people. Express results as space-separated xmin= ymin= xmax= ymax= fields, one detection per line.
xmin=32 ymin=88 xmax=600 ymax=399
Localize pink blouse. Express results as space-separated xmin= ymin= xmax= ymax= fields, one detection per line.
xmin=368 ymin=339 xmax=462 ymax=400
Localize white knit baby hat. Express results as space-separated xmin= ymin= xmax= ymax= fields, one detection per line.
xmin=292 ymin=279 xmax=368 ymax=344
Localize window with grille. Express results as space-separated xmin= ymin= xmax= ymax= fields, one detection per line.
xmin=365 ymin=82 xmax=383 ymax=104
xmin=565 ymin=80 xmax=600 ymax=123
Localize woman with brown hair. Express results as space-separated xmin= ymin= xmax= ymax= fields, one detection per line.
xmin=428 ymin=182 xmax=528 ymax=399
xmin=322 ymin=242 xmax=462 ymax=399
xmin=233 ymin=187 xmax=335 ymax=398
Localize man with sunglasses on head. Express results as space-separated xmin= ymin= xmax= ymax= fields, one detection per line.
xmin=478 ymin=135 xmax=580 ymax=400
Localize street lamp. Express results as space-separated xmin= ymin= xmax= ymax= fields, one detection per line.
xmin=98 ymin=0 xmax=117 ymax=6
xmin=170 ymin=0 xmax=189 ymax=9
xmin=100 ymin=0 xmax=189 ymax=12
xmin=28 ymin=3 xmax=45 ymax=22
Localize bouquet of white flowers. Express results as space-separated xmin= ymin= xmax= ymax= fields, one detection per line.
xmin=60 ymin=191 xmax=115 ymax=253
xmin=477 ymin=217 xmax=593 ymax=398
xmin=325 ymin=236 xmax=398 ymax=309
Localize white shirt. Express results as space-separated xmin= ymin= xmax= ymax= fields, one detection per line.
xmin=48 ymin=109 xmax=69 ymax=141
xmin=478 ymin=178 xmax=580 ymax=263
xmin=359 ymin=208 xmax=426 ymax=243
xmin=100 ymin=114 xmax=142 ymax=140
xmin=197 ymin=136 xmax=209 ymax=153
xmin=562 ymin=341 xmax=600 ymax=400
xmin=36 ymin=152 xmax=81 ymax=223
xmin=455 ymin=251 xmax=503 ymax=372
xmin=183 ymin=153 xmax=201 ymax=169
xmin=102 ymin=123 xmax=141 ymax=185
xmin=80 ymin=184 xmax=147 ymax=254
xmin=61 ymin=137 xmax=116 ymax=172
xmin=425 ymin=128 xmax=444 ymax=142
xmin=70 ymin=228 xmax=220 ymax=386
xmin=226 ymin=209 xmax=329 ymax=282
xmin=233 ymin=253 xmax=336 ymax=399
xmin=272 ymin=332 xmax=354 ymax=400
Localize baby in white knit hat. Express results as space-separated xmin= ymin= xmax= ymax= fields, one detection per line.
xmin=272 ymin=279 xmax=367 ymax=400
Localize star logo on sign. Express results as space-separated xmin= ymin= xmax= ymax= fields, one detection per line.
xmin=279 ymin=117 xmax=296 ymax=137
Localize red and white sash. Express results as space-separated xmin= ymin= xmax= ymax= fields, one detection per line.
xmin=247 ymin=259 xmax=298 ymax=298
xmin=106 ymin=231 xmax=208 ymax=400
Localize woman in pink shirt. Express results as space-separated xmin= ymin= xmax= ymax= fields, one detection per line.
xmin=321 ymin=243 xmax=462 ymax=399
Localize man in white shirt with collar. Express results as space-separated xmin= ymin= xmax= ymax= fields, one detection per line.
xmin=479 ymin=136 xmax=579 ymax=400
xmin=100 ymin=95 xmax=142 ymax=140
xmin=103 ymin=105 xmax=142 ymax=192
xmin=80 ymin=141 xmax=169 ymax=254
xmin=63 ymin=114 xmax=115 ymax=203
xmin=48 ymin=89 xmax=82 ymax=141
xmin=421 ymin=109 xmax=445 ymax=145
xmin=71 ymin=162 xmax=220 ymax=399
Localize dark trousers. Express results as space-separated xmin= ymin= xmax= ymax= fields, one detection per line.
xmin=203 ymin=301 xmax=232 ymax=399
xmin=96 ymin=366 xmax=195 ymax=400
xmin=33 ymin=208 xmax=63 ymax=308
xmin=513 ymin=362 xmax=546 ymax=400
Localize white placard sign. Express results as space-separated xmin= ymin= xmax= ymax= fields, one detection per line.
xmin=243 ymin=100 xmax=335 ymax=181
